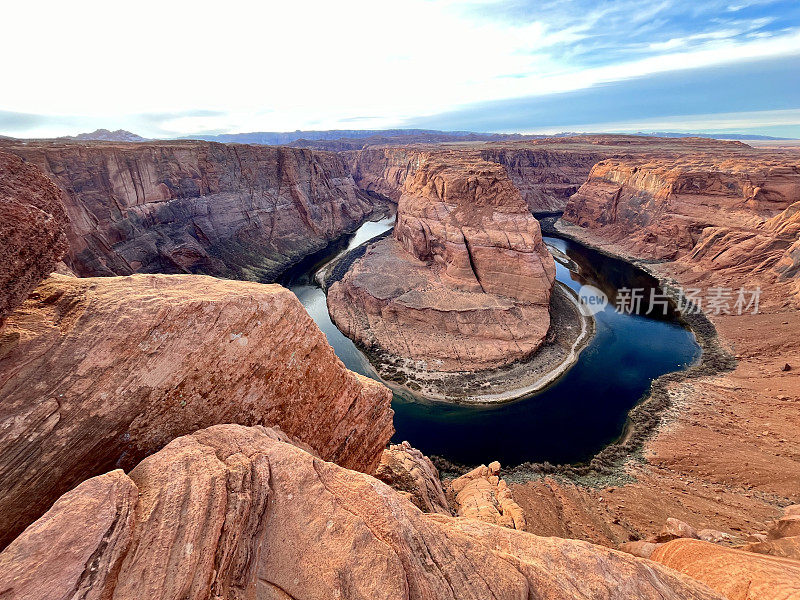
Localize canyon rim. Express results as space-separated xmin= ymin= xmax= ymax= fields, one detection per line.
xmin=2 ymin=1 xmax=800 ymax=599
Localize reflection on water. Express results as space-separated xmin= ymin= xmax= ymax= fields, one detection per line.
xmin=284 ymin=222 xmax=701 ymax=467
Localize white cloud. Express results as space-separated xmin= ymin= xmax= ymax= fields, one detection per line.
xmin=1 ymin=0 xmax=798 ymax=135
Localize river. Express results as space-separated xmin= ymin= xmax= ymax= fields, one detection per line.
xmin=279 ymin=219 xmax=700 ymax=467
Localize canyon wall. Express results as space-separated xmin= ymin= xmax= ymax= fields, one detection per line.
xmin=0 ymin=424 xmax=726 ymax=600
xmin=0 ymin=151 xmax=68 ymax=320
xmin=0 ymin=273 xmax=393 ymax=549
xmin=480 ymin=147 xmax=606 ymax=211
xmin=1 ymin=141 xmax=378 ymax=280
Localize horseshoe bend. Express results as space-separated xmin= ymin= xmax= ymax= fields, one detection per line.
xmin=2 ymin=4 xmax=800 ymax=595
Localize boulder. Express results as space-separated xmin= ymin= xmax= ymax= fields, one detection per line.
xmin=0 ymin=273 xmax=393 ymax=548
xmin=654 ymin=517 xmax=700 ymax=543
xmin=449 ymin=461 xmax=527 ymax=530
xmin=650 ymin=538 xmax=800 ymax=600
xmin=374 ymin=441 xmax=450 ymax=515
xmin=0 ymin=424 xmax=726 ymax=600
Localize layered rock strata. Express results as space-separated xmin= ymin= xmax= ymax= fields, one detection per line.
xmin=0 ymin=273 xmax=392 ymax=548
xmin=0 ymin=424 xmax=726 ymax=600
xmin=449 ymin=461 xmax=527 ymax=530
xmin=374 ymin=441 xmax=451 ymax=515
xmin=328 ymin=154 xmax=555 ymax=373
xmin=563 ymin=154 xmax=800 ymax=301
xmin=649 ymin=539 xmax=800 ymax=600
xmin=1 ymin=140 xmax=378 ymax=280
xmin=0 ymin=151 xmax=68 ymax=320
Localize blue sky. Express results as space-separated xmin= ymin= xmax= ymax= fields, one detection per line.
xmin=2 ymin=0 xmax=799 ymax=138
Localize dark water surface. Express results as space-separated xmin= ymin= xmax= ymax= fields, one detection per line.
xmin=281 ymin=221 xmax=700 ymax=467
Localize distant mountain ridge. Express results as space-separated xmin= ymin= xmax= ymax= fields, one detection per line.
xmin=181 ymin=129 xmax=532 ymax=145
xmin=64 ymin=129 xmax=148 ymax=142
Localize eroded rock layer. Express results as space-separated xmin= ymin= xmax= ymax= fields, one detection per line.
xmin=329 ymin=153 xmax=555 ymax=372
xmin=0 ymin=273 xmax=392 ymax=548
xmin=0 ymin=424 xmax=725 ymax=600
xmin=1 ymin=140 xmax=378 ymax=280
xmin=563 ymin=153 xmax=800 ymax=299
xmin=0 ymin=151 xmax=68 ymax=320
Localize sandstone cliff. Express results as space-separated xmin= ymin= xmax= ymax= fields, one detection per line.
xmin=0 ymin=273 xmax=392 ymax=548
xmin=0 ymin=424 xmax=726 ymax=600
xmin=1 ymin=140 xmax=378 ymax=281
xmin=0 ymin=151 xmax=67 ymax=321
xmin=562 ymin=154 xmax=800 ymax=301
xmin=328 ymin=153 xmax=555 ymax=372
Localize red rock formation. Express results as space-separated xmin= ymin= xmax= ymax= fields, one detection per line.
xmin=1 ymin=140 xmax=378 ymax=280
xmin=562 ymin=154 xmax=800 ymax=301
xmin=0 ymin=151 xmax=67 ymax=320
xmin=0 ymin=273 xmax=392 ymax=549
xmin=374 ymin=441 xmax=451 ymax=515
xmin=329 ymin=154 xmax=555 ymax=372
xmin=743 ymin=505 xmax=800 ymax=560
xmin=0 ymin=424 xmax=726 ymax=600
xmin=480 ymin=147 xmax=606 ymax=211
xmin=449 ymin=461 xmax=527 ymax=530
xmin=649 ymin=538 xmax=800 ymax=600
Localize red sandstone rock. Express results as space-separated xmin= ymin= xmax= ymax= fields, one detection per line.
xmin=0 ymin=273 xmax=392 ymax=549
xmin=562 ymin=153 xmax=800 ymax=302
xmin=374 ymin=441 xmax=450 ymax=515
xmin=619 ymin=540 xmax=662 ymax=559
xmin=0 ymin=424 xmax=725 ymax=600
xmin=0 ymin=151 xmax=67 ymax=320
xmin=650 ymin=538 xmax=800 ymax=600
xmin=654 ymin=517 xmax=701 ymax=543
xmin=449 ymin=462 xmax=527 ymax=530
xmin=1 ymin=140 xmax=378 ymax=280
xmin=329 ymin=154 xmax=555 ymax=372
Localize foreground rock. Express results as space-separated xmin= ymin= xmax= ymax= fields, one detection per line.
xmin=0 ymin=424 xmax=725 ymax=600
xmin=449 ymin=461 xmax=527 ymax=530
xmin=1 ymin=140 xmax=379 ymax=280
xmin=743 ymin=505 xmax=800 ymax=560
xmin=0 ymin=151 xmax=67 ymax=320
xmin=649 ymin=538 xmax=800 ymax=600
xmin=0 ymin=273 xmax=392 ymax=548
xmin=374 ymin=441 xmax=450 ymax=515
xmin=329 ymin=153 xmax=555 ymax=373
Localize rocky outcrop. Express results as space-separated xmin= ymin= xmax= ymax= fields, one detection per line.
xmin=649 ymin=538 xmax=800 ymax=600
xmin=374 ymin=441 xmax=450 ymax=515
xmin=449 ymin=461 xmax=527 ymax=530
xmin=562 ymin=154 xmax=800 ymax=301
xmin=743 ymin=505 xmax=800 ymax=560
xmin=0 ymin=273 xmax=392 ymax=549
xmin=329 ymin=154 xmax=555 ymax=372
xmin=0 ymin=151 xmax=67 ymax=321
xmin=1 ymin=140 xmax=378 ymax=280
xmin=0 ymin=424 xmax=726 ymax=600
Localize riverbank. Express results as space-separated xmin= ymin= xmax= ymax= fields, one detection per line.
xmin=501 ymin=218 xmax=799 ymax=549
xmin=323 ymin=234 xmax=595 ymax=404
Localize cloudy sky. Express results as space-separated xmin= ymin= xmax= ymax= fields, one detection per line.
xmin=3 ymin=0 xmax=800 ymax=138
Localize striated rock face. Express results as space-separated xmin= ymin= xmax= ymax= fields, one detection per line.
xmin=0 ymin=424 xmax=725 ymax=600
xmin=329 ymin=154 xmax=555 ymax=372
xmin=0 ymin=273 xmax=392 ymax=549
xmin=374 ymin=441 xmax=451 ymax=515
xmin=562 ymin=154 xmax=800 ymax=300
xmin=649 ymin=538 xmax=800 ymax=600
xmin=0 ymin=151 xmax=68 ymax=321
xmin=449 ymin=461 xmax=527 ymax=530
xmin=480 ymin=147 xmax=605 ymax=211
xmin=1 ymin=140 xmax=378 ymax=280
